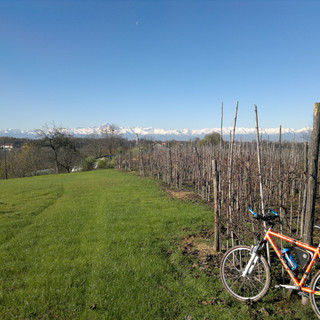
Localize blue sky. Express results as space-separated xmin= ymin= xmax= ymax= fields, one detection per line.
xmin=0 ymin=0 xmax=319 ymax=131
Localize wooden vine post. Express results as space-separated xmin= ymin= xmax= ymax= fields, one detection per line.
xmin=135 ymin=133 xmax=144 ymax=176
xmin=303 ymin=103 xmax=320 ymax=245
xmin=213 ymin=159 xmax=220 ymax=252
xmin=300 ymin=142 xmax=308 ymax=238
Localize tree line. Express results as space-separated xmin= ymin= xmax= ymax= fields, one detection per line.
xmin=0 ymin=124 xmax=136 ymax=179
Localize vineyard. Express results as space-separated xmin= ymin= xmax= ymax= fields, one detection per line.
xmin=115 ymin=104 xmax=320 ymax=252
xmin=117 ymin=137 xmax=307 ymax=243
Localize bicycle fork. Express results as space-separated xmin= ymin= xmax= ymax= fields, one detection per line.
xmin=242 ymin=242 xmax=264 ymax=278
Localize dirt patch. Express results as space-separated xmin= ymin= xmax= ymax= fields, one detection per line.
xmin=167 ymin=189 xmax=198 ymax=201
xmin=181 ymin=231 xmax=223 ymax=275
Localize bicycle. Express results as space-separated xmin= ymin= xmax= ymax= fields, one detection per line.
xmin=220 ymin=207 xmax=320 ymax=319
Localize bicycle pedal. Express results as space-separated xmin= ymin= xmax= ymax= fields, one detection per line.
xmin=297 ymin=291 xmax=309 ymax=297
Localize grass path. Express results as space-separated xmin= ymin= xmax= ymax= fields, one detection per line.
xmin=0 ymin=170 xmax=315 ymax=319
xmin=0 ymin=170 xmax=217 ymax=319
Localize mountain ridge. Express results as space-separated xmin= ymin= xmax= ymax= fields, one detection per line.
xmin=0 ymin=126 xmax=311 ymax=141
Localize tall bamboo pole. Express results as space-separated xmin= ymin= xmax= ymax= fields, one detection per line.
xmin=254 ymin=105 xmax=270 ymax=263
xmin=220 ymin=102 xmax=223 ymax=151
xmin=254 ymin=105 xmax=266 ymax=218
xmin=279 ymin=125 xmax=284 ymax=226
xmin=279 ymin=125 xmax=285 ymax=280
xmin=228 ymin=100 xmax=239 ymax=247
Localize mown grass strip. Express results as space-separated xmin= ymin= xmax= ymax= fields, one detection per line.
xmin=0 ymin=171 xmax=216 ymax=319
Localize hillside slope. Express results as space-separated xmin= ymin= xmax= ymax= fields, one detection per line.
xmin=0 ymin=170 xmax=315 ymax=319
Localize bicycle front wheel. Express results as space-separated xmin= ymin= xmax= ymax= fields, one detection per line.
xmin=309 ymin=270 xmax=320 ymax=319
xmin=220 ymin=245 xmax=270 ymax=302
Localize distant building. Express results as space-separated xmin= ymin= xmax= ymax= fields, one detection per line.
xmin=0 ymin=144 xmax=13 ymax=150
xmin=96 ymin=155 xmax=114 ymax=161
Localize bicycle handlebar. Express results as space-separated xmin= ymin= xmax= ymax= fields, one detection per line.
xmin=248 ymin=207 xmax=279 ymax=222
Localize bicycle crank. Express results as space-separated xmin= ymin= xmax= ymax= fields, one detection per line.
xmin=275 ymin=284 xmax=300 ymax=290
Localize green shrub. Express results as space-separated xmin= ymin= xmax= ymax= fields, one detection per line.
xmin=82 ymin=157 xmax=96 ymax=171
xmin=97 ymin=157 xmax=114 ymax=169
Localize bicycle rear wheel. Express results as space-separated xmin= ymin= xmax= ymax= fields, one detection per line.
xmin=309 ymin=270 xmax=320 ymax=319
xmin=220 ymin=245 xmax=270 ymax=302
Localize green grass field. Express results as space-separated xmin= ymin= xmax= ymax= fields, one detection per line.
xmin=0 ymin=170 xmax=316 ymax=319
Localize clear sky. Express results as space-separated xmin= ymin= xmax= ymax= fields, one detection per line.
xmin=1 ymin=0 xmax=319 ymax=131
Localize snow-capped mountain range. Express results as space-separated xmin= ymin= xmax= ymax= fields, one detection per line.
xmin=0 ymin=126 xmax=312 ymax=142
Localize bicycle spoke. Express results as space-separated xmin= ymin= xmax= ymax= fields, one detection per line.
xmin=228 ymin=270 xmax=263 ymax=297
xmin=252 ymin=275 xmax=265 ymax=286
xmin=224 ymin=261 xmax=242 ymax=273
xmin=228 ymin=274 xmax=244 ymax=290
xmin=236 ymin=278 xmax=260 ymax=298
xmin=226 ymin=254 xmax=246 ymax=269
xmin=246 ymin=278 xmax=262 ymax=292
xmin=235 ymin=278 xmax=247 ymax=295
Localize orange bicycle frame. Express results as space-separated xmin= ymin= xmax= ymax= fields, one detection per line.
xmin=265 ymin=228 xmax=320 ymax=295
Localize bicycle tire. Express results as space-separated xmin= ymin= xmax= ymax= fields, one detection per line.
xmin=309 ymin=270 xmax=320 ymax=319
xmin=220 ymin=245 xmax=270 ymax=302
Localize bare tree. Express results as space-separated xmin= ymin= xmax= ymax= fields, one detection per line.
xmin=101 ymin=124 xmax=120 ymax=155
xmin=38 ymin=125 xmax=79 ymax=173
